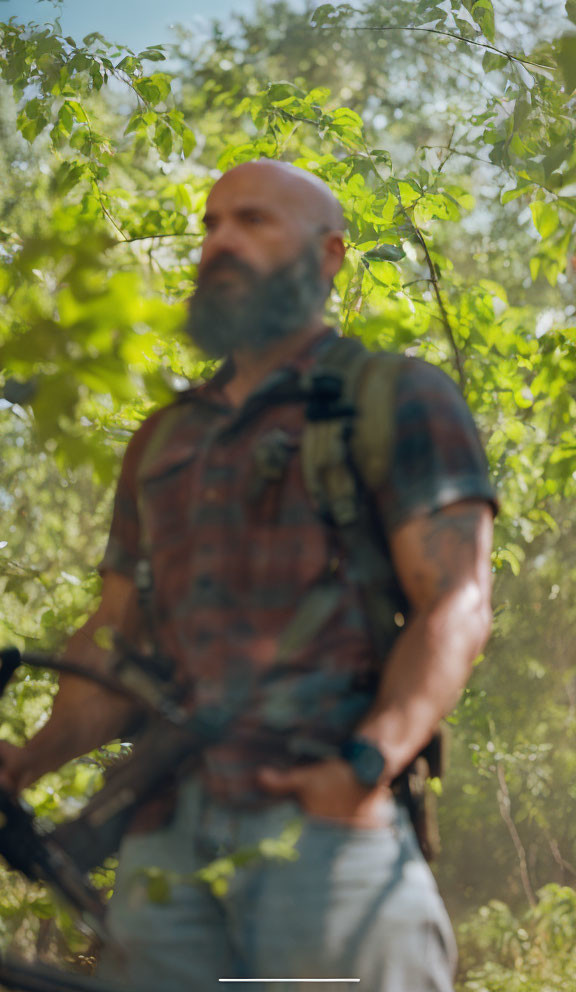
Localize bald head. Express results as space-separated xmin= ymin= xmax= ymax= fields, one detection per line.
xmin=199 ymin=157 xmax=346 ymax=289
xmin=210 ymin=160 xmax=345 ymax=233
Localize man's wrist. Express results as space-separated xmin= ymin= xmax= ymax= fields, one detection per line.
xmin=339 ymin=735 xmax=387 ymax=789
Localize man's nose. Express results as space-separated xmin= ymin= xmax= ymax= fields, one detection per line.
xmin=202 ymin=219 xmax=244 ymax=259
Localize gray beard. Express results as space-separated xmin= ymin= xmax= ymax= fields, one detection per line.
xmin=185 ymin=245 xmax=327 ymax=359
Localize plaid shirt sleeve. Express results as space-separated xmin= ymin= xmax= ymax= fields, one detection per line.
xmin=378 ymin=356 xmax=498 ymax=533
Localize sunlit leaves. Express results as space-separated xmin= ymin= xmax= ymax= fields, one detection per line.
xmin=309 ymin=3 xmax=357 ymax=28
xmin=464 ymin=0 xmax=495 ymax=43
xmin=458 ymin=884 xmax=576 ymax=990
xmin=530 ymin=201 xmax=559 ymax=239
xmin=133 ymin=72 xmax=172 ymax=107
xmin=362 ymin=244 xmax=406 ymax=261
xmin=557 ymin=33 xmax=576 ymax=93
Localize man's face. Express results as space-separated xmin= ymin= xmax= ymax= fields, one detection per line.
xmin=198 ymin=168 xmax=315 ymax=284
xmin=185 ymin=171 xmax=329 ymax=357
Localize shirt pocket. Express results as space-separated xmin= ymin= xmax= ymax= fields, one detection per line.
xmin=244 ymin=428 xmax=332 ymax=595
xmin=138 ymin=444 xmax=198 ymax=552
xmin=245 ymin=427 xmax=300 ymax=524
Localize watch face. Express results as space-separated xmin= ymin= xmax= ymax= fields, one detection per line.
xmin=342 ymin=738 xmax=386 ymax=788
xmin=356 ymin=746 xmax=385 ymax=783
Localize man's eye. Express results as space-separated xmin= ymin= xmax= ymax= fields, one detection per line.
xmin=245 ymin=213 xmax=265 ymax=225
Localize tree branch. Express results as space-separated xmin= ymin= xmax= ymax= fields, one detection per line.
xmin=72 ymin=99 xmax=130 ymax=242
xmin=331 ymin=23 xmax=554 ymax=74
xmin=113 ymin=232 xmax=201 ymax=245
xmin=545 ymin=831 xmax=576 ymax=882
xmin=409 ymin=217 xmax=466 ymax=390
xmin=496 ymin=762 xmax=537 ymax=908
xmin=361 ymin=143 xmax=466 ymax=389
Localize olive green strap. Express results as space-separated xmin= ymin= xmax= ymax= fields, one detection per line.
xmin=301 ymin=336 xmax=370 ymax=525
xmin=275 ymin=579 xmax=342 ymax=663
xmin=278 ymin=337 xmax=405 ymax=662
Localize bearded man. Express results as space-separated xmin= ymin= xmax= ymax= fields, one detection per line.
xmin=0 ymin=161 xmax=496 ymax=991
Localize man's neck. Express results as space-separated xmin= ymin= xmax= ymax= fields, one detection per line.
xmin=224 ymin=318 xmax=326 ymax=408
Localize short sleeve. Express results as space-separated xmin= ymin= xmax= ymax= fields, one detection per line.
xmin=377 ymin=357 xmax=498 ymax=533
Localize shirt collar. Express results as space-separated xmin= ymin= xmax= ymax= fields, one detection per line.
xmin=196 ymin=326 xmax=339 ymax=406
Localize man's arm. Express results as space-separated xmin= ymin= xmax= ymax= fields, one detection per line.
xmin=259 ymin=499 xmax=493 ymax=825
xmin=358 ymin=498 xmax=493 ymax=779
xmin=0 ymin=571 xmax=140 ymax=794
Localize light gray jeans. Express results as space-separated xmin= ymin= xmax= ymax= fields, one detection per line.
xmin=98 ymin=778 xmax=456 ymax=992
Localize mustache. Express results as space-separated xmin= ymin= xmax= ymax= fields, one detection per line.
xmin=185 ymin=241 xmax=326 ymax=359
xmin=198 ymin=253 xmax=259 ymax=285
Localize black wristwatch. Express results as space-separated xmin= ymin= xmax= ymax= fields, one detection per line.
xmin=340 ymin=736 xmax=387 ymax=789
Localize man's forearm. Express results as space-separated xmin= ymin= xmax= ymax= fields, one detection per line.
xmin=19 ymin=602 xmax=140 ymax=787
xmin=23 ymin=677 xmax=136 ymax=784
xmin=358 ymin=589 xmax=491 ymax=782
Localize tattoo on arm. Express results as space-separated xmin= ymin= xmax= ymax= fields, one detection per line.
xmin=417 ymin=507 xmax=485 ymax=596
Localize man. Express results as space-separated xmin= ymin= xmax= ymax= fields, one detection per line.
xmin=0 ymin=161 xmax=496 ymax=991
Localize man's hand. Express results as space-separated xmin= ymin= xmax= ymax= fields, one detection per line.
xmin=257 ymin=759 xmax=390 ymax=828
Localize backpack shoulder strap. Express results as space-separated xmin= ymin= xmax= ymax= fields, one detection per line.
xmin=349 ymin=349 xmax=406 ymax=491
xmin=301 ymin=335 xmax=404 ymax=525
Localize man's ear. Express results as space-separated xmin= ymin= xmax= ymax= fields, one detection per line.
xmin=322 ymin=231 xmax=346 ymax=281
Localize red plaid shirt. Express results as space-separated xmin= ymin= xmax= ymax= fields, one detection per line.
xmin=101 ymin=330 xmax=496 ymax=808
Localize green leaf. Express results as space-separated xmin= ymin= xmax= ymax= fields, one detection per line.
xmin=501 ymin=183 xmax=533 ymax=204
xmin=53 ymin=160 xmax=87 ymax=194
xmin=17 ymin=114 xmax=49 ymax=142
xmin=332 ymin=107 xmax=363 ymax=130
xmin=471 ymin=0 xmax=495 ymax=42
xmin=65 ymin=100 xmax=87 ymax=123
xmin=182 ymin=126 xmax=196 ymax=157
xmin=69 ymin=128 xmax=92 ymax=154
xmin=154 ymin=120 xmax=173 ymax=160
xmin=22 ymin=97 xmax=43 ymax=120
xmin=58 ymin=103 xmax=74 ymax=134
xmin=115 ymin=55 xmax=141 ymax=75
xmin=266 ymin=81 xmax=302 ymax=103
xmin=363 ymin=244 xmax=406 ymax=262
xmin=530 ymin=201 xmax=559 ymax=238
xmin=310 ymin=4 xmax=337 ymax=27
xmin=513 ymin=96 xmax=531 ymax=132
xmin=125 ymin=112 xmax=145 ymax=135
xmin=305 ymin=86 xmax=331 ymax=106
xmin=69 ymin=52 xmax=92 ymax=72
xmin=139 ymin=47 xmax=167 ymax=62
xmin=557 ymin=33 xmax=576 ymax=92
xmin=145 ymin=868 xmax=173 ymax=904
xmin=83 ymin=32 xmax=107 ymax=45
xmin=135 ymin=73 xmax=172 ymax=106
xmin=566 ymin=0 xmax=576 ymax=25
xmin=89 ymin=64 xmax=104 ymax=91
xmin=495 ymin=547 xmax=522 ymax=576
xmin=482 ymin=50 xmax=508 ymax=72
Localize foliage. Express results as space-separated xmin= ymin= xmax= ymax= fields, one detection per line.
xmin=0 ymin=0 xmax=575 ymax=982
xmin=457 ymin=884 xmax=576 ymax=991
xmin=141 ymin=819 xmax=302 ymax=902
